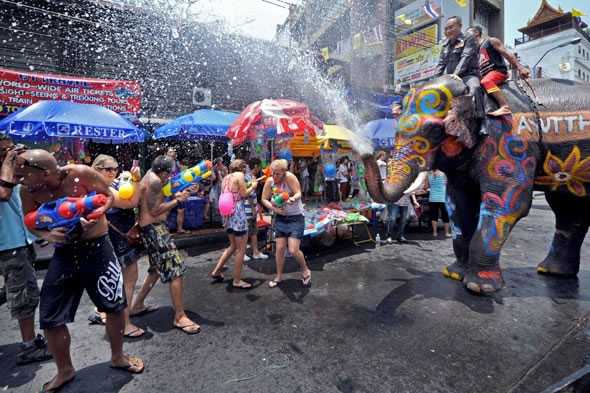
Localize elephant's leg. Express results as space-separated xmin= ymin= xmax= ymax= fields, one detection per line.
xmin=463 ymin=184 xmax=534 ymax=294
xmin=537 ymin=192 xmax=589 ymax=277
xmin=442 ymin=176 xmax=481 ymax=281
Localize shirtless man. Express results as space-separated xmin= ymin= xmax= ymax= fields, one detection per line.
xmin=130 ymin=155 xmax=200 ymax=334
xmin=14 ymin=149 xmax=143 ymax=393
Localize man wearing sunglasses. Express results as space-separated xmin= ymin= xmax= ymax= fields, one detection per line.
xmin=14 ymin=149 xmax=145 ymax=392
xmin=0 ymin=135 xmax=52 ymax=367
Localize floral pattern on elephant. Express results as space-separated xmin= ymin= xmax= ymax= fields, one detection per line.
xmin=535 ymin=146 xmax=590 ymax=197
xmin=478 ymin=130 xmax=536 ymax=257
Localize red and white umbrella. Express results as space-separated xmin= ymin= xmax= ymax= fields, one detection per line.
xmin=226 ymin=99 xmax=323 ymax=146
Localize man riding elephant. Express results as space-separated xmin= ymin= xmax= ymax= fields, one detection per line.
xmin=360 ymin=74 xmax=590 ymax=295
xmin=436 ymin=16 xmax=484 ymax=123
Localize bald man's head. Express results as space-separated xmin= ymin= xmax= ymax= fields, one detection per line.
xmin=15 ymin=149 xmax=59 ymax=192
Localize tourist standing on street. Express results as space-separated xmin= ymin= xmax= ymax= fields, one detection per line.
xmin=337 ymin=156 xmax=351 ymax=201
xmin=427 ymin=170 xmax=451 ymax=237
xmin=210 ymin=159 xmax=257 ymax=288
xmin=131 ymin=155 xmax=200 ymax=335
xmin=15 ymin=149 xmax=144 ymax=393
xmin=262 ymin=159 xmax=312 ymax=288
xmin=244 ymin=157 xmax=268 ymax=261
xmin=89 ymin=154 xmax=146 ymax=338
xmin=0 ymin=137 xmax=51 ymax=367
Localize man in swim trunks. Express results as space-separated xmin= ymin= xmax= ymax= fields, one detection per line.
xmin=15 ymin=149 xmax=144 ymax=393
xmin=130 ymin=155 xmax=201 ymax=335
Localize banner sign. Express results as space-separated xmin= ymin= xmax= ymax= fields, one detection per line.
xmin=395 ymin=23 xmax=438 ymax=59
xmin=394 ymin=44 xmax=442 ymax=85
xmin=0 ymin=68 xmax=141 ymax=117
xmin=394 ymin=0 xmax=442 ymax=35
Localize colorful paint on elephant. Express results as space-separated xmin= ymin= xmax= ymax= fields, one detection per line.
xmin=477 ymin=118 xmax=536 ymax=257
xmin=535 ymin=146 xmax=590 ymax=197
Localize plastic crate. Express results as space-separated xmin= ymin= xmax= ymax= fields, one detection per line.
xmin=166 ymin=197 xmax=206 ymax=231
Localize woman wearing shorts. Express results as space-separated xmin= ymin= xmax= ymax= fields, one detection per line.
xmin=90 ymin=154 xmax=145 ymax=338
xmin=262 ymin=159 xmax=312 ymax=288
xmin=210 ymin=159 xmax=258 ymax=289
xmin=427 ymin=170 xmax=451 ymax=237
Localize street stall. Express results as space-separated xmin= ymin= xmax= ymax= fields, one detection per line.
xmin=153 ymin=109 xmax=239 ymax=231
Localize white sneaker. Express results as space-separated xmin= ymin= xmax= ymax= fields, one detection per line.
xmin=244 ymin=255 xmax=251 ymax=262
xmin=252 ymin=253 xmax=269 ymax=260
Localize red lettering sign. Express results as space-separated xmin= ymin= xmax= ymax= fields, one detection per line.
xmin=0 ymin=67 xmax=141 ymax=117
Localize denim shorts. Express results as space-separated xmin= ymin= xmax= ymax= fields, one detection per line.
xmin=274 ymin=214 xmax=305 ymax=239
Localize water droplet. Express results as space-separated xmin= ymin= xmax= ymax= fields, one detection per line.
xmin=74 ymin=178 xmax=80 ymax=183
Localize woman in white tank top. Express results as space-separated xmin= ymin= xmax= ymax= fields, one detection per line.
xmin=261 ymin=159 xmax=312 ymax=288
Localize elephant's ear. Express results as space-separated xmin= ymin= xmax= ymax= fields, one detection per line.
xmin=443 ymin=96 xmax=477 ymax=149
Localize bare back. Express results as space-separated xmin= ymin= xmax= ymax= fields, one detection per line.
xmin=139 ymin=170 xmax=167 ymax=226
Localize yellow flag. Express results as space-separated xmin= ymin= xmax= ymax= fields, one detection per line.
xmin=456 ymin=0 xmax=467 ymax=7
xmin=321 ymin=47 xmax=330 ymax=62
xmin=572 ymin=8 xmax=585 ymax=17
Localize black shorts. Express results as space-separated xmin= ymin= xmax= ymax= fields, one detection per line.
xmin=226 ymin=228 xmax=247 ymax=237
xmin=39 ymin=235 xmax=126 ymax=330
xmin=274 ymin=214 xmax=305 ymax=239
xmin=429 ymin=202 xmax=449 ymax=223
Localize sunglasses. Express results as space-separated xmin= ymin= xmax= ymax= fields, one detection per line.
xmin=97 ymin=167 xmax=119 ymax=173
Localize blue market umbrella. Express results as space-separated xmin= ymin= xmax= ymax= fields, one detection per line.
xmin=153 ymin=109 xmax=238 ymax=140
xmin=362 ymin=118 xmax=398 ymax=149
xmin=0 ymin=100 xmax=143 ymax=144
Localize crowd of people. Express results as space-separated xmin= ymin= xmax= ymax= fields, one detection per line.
xmin=0 ymin=132 xmax=315 ymax=392
xmin=0 ymin=13 xmax=531 ymax=392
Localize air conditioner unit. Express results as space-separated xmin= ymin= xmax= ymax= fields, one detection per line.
xmin=192 ymin=87 xmax=212 ymax=106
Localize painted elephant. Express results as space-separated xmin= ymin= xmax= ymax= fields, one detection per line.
xmin=361 ymin=74 xmax=590 ymax=294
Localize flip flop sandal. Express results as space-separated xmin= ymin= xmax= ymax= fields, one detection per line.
xmin=232 ymin=281 xmax=253 ymax=289
xmin=174 ymin=323 xmax=201 ymax=335
xmin=39 ymin=376 xmax=75 ymax=393
xmin=130 ymin=305 xmax=159 ymax=317
xmin=210 ymin=273 xmax=225 ymax=283
xmin=268 ymin=279 xmax=281 ymax=288
xmin=302 ymin=274 xmax=312 ymax=287
xmin=110 ymin=355 xmax=145 ymax=374
xmin=124 ymin=328 xmax=145 ymax=338
xmin=88 ymin=312 xmax=105 ymax=326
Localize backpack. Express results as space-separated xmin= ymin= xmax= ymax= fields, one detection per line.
xmin=218 ymin=177 xmax=236 ymax=217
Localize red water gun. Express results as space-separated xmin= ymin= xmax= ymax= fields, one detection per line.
xmin=24 ymin=193 xmax=108 ymax=231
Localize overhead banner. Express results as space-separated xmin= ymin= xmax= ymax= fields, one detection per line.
xmin=0 ymin=67 xmax=141 ymax=117
xmin=395 ymin=23 xmax=438 ymax=59
xmin=394 ymin=0 xmax=442 ymax=35
xmin=394 ymin=44 xmax=442 ymax=85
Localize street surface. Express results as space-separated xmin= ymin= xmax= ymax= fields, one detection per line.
xmin=1 ymin=196 xmax=590 ymax=393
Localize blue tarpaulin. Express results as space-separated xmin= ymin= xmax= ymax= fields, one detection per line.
xmin=153 ymin=109 xmax=238 ymax=140
xmin=0 ymin=100 xmax=143 ymax=143
xmin=362 ymin=118 xmax=398 ymax=149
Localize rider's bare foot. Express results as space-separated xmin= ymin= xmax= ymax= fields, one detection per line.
xmin=40 ymin=368 xmax=75 ymax=392
xmin=488 ymin=105 xmax=512 ymax=117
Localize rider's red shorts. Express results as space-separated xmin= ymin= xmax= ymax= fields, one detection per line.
xmin=481 ymin=71 xmax=508 ymax=94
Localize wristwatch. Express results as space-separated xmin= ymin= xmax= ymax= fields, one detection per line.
xmin=0 ymin=179 xmax=16 ymax=189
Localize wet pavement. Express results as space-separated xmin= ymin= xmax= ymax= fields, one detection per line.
xmin=1 ymin=196 xmax=590 ymax=393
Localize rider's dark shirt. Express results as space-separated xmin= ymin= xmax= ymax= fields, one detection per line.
xmin=436 ymin=32 xmax=480 ymax=78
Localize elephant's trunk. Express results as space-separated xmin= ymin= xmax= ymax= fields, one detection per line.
xmin=362 ymin=154 xmax=420 ymax=203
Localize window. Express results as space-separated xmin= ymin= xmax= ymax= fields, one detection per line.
xmin=579 ymin=69 xmax=582 ymax=78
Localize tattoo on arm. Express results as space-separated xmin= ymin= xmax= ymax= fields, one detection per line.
xmin=146 ymin=179 xmax=163 ymax=215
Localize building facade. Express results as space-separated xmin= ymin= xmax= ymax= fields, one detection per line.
xmin=513 ymin=0 xmax=590 ymax=83
xmin=277 ymin=0 xmax=504 ymax=96
xmin=0 ymin=0 xmax=300 ymax=123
